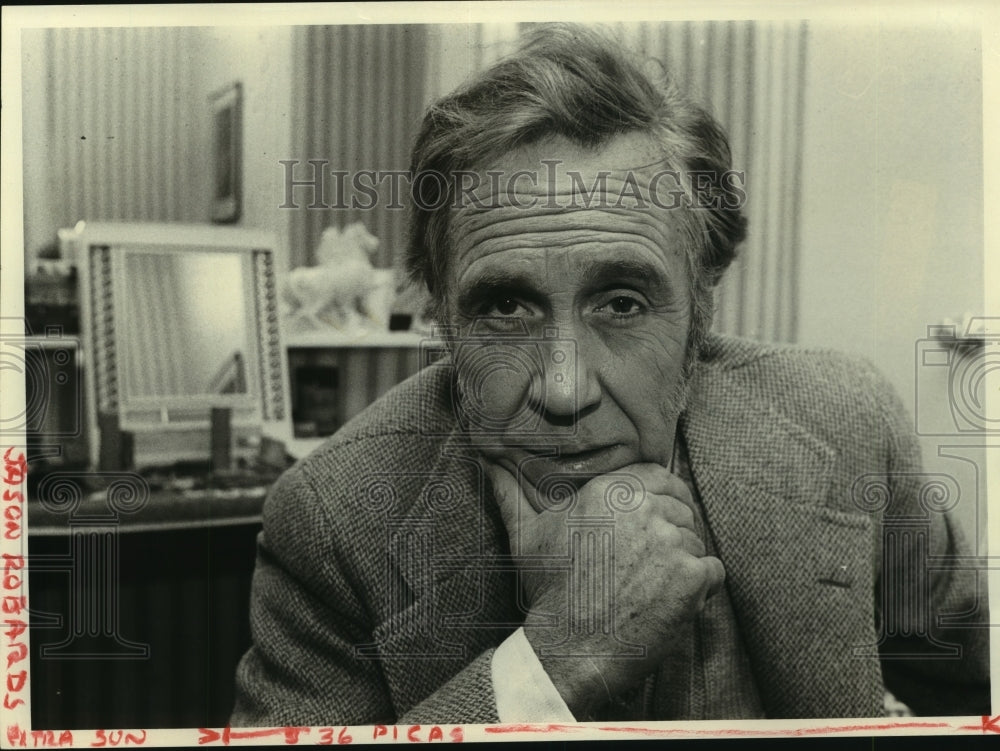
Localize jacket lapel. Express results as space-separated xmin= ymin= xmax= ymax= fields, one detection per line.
xmin=681 ymin=363 xmax=883 ymax=718
xmin=372 ymin=431 xmax=518 ymax=711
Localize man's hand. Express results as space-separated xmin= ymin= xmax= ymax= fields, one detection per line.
xmin=485 ymin=461 xmax=726 ymax=718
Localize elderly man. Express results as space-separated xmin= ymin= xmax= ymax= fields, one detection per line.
xmin=231 ymin=24 xmax=989 ymax=723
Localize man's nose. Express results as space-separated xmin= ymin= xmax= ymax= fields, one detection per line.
xmin=529 ymin=332 xmax=602 ymax=419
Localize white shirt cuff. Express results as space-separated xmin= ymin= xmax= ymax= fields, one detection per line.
xmin=491 ymin=627 xmax=575 ymax=722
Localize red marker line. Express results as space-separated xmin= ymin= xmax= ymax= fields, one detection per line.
xmin=959 ymin=716 xmax=1000 ymax=734
xmin=199 ymin=726 xmax=303 ymax=745
xmin=484 ymin=720 xmax=956 ymax=737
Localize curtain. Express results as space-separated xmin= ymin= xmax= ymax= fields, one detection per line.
xmin=287 ymin=25 xmax=428 ymax=270
xmin=25 ymin=28 xmax=206 ymax=258
xmin=610 ymin=22 xmax=808 ymax=343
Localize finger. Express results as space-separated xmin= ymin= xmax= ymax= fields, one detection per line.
xmin=482 ymin=461 xmax=539 ymax=531
xmin=676 ymin=527 xmax=706 ymax=558
xmin=700 ymin=555 xmax=726 ymax=600
xmin=655 ymin=495 xmax=697 ymax=532
xmin=611 ymin=463 xmax=695 ymax=510
xmin=608 ymin=462 xmax=673 ymax=495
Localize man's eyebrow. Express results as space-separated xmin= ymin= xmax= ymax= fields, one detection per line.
xmin=455 ymin=270 xmax=543 ymax=311
xmin=454 ymin=258 xmax=673 ymax=311
xmin=578 ymin=258 xmax=668 ymax=288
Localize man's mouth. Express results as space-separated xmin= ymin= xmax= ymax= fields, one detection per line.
xmin=536 ymin=444 xmax=615 ymax=464
xmin=516 ymin=443 xmax=629 ymax=483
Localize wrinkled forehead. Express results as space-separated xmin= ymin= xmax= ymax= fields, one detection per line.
xmin=444 ymin=133 xmax=695 ymax=277
xmin=453 ymin=132 xmax=669 ymax=205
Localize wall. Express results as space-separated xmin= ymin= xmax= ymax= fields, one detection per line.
xmin=797 ymin=23 xmax=986 ymax=545
xmin=285 ymin=25 xmax=427 ymax=270
xmin=21 ymin=27 xmax=208 ymax=265
xmin=20 ymin=29 xmax=51 ymax=266
xmin=195 ymin=26 xmax=294 ymax=271
xmin=21 ymin=26 xmax=295 ymax=272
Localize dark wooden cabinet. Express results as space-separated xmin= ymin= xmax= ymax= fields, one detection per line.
xmin=28 ymin=504 xmax=261 ymax=729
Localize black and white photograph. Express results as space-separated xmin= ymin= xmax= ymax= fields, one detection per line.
xmin=0 ymin=1 xmax=996 ymax=745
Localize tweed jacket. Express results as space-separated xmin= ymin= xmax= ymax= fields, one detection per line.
xmin=230 ymin=334 xmax=990 ymax=725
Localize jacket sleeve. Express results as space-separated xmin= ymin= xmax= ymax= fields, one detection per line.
xmin=229 ymin=458 xmax=501 ymax=726
xmin=864 ymin=363 xmax=991 ymax=716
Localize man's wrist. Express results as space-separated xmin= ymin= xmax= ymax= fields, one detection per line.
xmin=522 ymin=622 xmax=611 ymax=718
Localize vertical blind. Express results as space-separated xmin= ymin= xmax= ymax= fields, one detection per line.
xmin=31 ymin=27 xmax=206 ymax=248
xmin=120 ymin=255 xmax=189 ymax=397
xmin=287 ymin=25 xmax=428 ymax=270
xmin=609 ymin=22 xmax=808 ymax=343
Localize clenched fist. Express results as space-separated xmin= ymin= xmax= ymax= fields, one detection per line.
xmin=486 ymin=461 xmax=726 ymax=718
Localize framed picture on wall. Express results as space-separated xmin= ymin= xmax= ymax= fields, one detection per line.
xmin=210 ymin=81 xmax=242 ymax=223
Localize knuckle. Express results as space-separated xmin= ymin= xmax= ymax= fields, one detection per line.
xmin=673 ymin=551 xmax=701 ymax=577
xmin=629 ymin=462 xmax=673 ymax=490
xmin=673 ymin=501 xmax=696 ymax=530
xmin=657 ymin=521 xmax=684 ymax=548
xmin=683 ymin=531 xmax=706 ymax=558
xmin=659 ymin=494 xmax=693 ymax=518
xmin=624 ymin=501 xmax=663 ymax=532
xmin=670 ymin=478 xmax=695 ymax=507
xmin=708 ymin=556 xmax=727 ymax=583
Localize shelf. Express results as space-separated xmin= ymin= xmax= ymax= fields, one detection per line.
xmin=283 ymin=330 xmax=443 ymax=349
xmin=929 ymin=334 xmax=986 ymax=349
xmin=20 ymin=335 xmax=80 ymax=348
xmin=27 ymin=486 xmax=267 ymax=536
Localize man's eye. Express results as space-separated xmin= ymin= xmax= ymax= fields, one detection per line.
xmin=609 ymin=296 xmax=638 ymax=314
xmin=599 ymin=295 xmax=645 ymax=317
xmin=492 ymin=297 xmax=523 ymax=316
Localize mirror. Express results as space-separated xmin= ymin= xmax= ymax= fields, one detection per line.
xmin=75 ymin=222 xmax=289 ymax=470
xmin=121 ymin=252 xmax=249 ymax=398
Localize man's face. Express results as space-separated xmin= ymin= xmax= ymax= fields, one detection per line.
xmin=444 ymin=133 xmax=693 ymax=491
